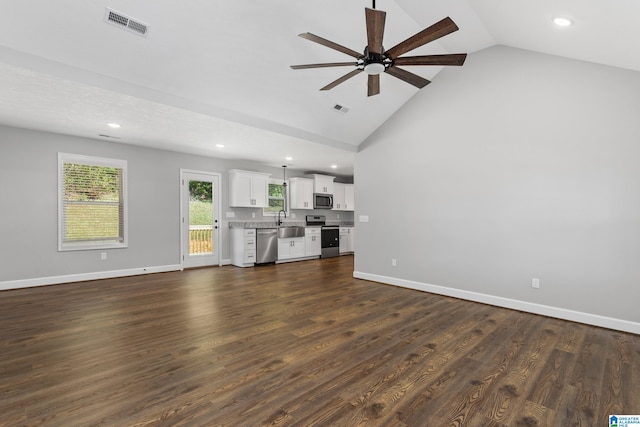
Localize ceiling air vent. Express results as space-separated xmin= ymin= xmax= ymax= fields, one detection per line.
xmin=332 ymin=104 xmax=350 ymax=114
xmin=98 ymin=134 xmax=122 ymax=140
xmin=104 ymin=8 xmax=150 ymax=37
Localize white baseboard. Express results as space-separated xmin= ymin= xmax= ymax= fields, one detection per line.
xmin=353 ymin=271 xmax=640 ymax=335
xmin=0 ymin=264 xmax=182 ymax=291
xmin=220 ymin=258 xmax=232 ymax=266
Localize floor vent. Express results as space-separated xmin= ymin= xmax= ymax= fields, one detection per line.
xmin=332 ymin=104 xmax=350 ymax=114
xmin=104 ymin=8 xmax=150 ymax=37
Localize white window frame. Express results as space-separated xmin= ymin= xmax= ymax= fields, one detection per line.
xmin=263 ymin=178 xmax=289 ymax=217
xmin=58 ymin=153 xmax=128 ymax=251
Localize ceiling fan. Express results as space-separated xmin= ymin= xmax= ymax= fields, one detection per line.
xmin=291 ymin=1 xmax=467 ymax=97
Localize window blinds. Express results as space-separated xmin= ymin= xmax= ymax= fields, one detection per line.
xmin=58 ymin=154 xmax=127 ymax=249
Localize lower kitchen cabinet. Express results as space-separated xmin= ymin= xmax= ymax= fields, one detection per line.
xmin=305 ymin=227 xmax=321 ymax=257
xmin=339 ymin=227 xmax=354 ymax=254
xmin=230 ymin=228 xmax=256 ymax=267
xmin=278 ymin=237 xmax=305 ymax=260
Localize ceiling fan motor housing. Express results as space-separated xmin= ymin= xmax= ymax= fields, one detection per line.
xmin=363 ymin=48 xmax=387 ymax=74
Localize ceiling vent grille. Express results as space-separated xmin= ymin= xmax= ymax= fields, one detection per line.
xmin=104 ymin=8 xmax=150 ymax=37
xmin=332 ymin=104 xmax=350 ymax=114
xmin=98 ymin=134 xmax=122 ymax=140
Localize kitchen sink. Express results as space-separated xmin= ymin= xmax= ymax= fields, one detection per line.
xmin=277 ymin=226 xmax=305 ymax=238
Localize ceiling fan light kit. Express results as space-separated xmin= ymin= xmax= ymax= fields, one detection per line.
xmin=291 ymin=3 xmax=467 ymax=97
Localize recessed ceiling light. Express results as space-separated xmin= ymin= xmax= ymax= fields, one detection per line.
xmin=331 ymin=165 xmax=338 ymax=169
xmin=107 ymin=122 xmax=121 ymax=128
xmin=216 ymin=144 xmax=224 ymax=148
xmin=286 ymin=156 xmax=293 ymax=161
xmin=553 ymin=17 xmax=572 ymax=27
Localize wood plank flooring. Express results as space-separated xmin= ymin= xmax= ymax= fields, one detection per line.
xmin=1 ymin=255 xmax=639 ymax=426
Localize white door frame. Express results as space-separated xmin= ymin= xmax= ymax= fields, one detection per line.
xmin=180 ymin=169 xmax=222 ymax=269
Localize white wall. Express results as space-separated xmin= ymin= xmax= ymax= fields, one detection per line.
xmin=0 ymin=125 xmax=352 ymax=287
xmin=354 ymin=46 xmax=640 ymax=333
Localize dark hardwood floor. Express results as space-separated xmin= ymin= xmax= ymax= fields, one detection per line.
xmin=1 ymin=255 xmax=639 ymax=426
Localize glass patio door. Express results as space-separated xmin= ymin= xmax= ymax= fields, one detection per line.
xmin=181 ymin=171 xmax=220 ymax=268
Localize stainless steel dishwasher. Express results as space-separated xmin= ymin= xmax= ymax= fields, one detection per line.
xmin=255 ymin=228 xmax=278 ymax=264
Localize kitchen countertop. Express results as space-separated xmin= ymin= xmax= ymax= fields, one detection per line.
xmin=229 ymin=221 xmax=354 ymax=229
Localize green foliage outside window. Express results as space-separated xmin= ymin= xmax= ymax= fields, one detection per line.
xmin=264 ymin=182 xmax=287 ymax=215
xmin=59 ymin=155 xmax=126 ymax=249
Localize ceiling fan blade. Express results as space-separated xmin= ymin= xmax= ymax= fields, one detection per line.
xmin=365 ymin=8 xmax=386 ymax=55
xmin=291 ymin=62 xmax=359 ymax=70
xmin=368 ymin=74 xmax=380 ymax=97
xmin=385 ymin=17 xmax=459 ymax=59
xmin=298 ymin=33 xmax=362 ymax=59
xmin=394 ymin=53 xmax=467 ymax=67
xmin=320 ymin=69 xmax=363 ymax=91
xmin=385 ymin=66 xmax=431 ymax=89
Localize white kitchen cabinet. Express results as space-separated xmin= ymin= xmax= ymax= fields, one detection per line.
xmin=309 ymin=174 xmax=335 ymax=195
xmin=228 ymin=170 xmax=270 ymax=208
xmin=339 ymin=227 xmax=354 ymax=254
xmin=344 ymin=184 xmax=355 ymax=211
xmin=333 ymin=183 xmax=345 ymax=211
xmin=289 ymin=177 xmax=314 ymax=210
xmin=278 ymin=237 xmax=305 ymax=260
xmin=230 ymin=228 xmax=256 ymax=267
xmin=333 ymin=183 xmax=354 ymax=211
xmin=304 ymin=227 xmax=321 ymax=257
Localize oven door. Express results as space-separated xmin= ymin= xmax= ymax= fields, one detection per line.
xmin=321 ymin=227 xmax=339 ymax=258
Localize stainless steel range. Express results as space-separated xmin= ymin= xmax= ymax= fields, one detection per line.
xmin=306 ymin=215 xmax=339 ymax=258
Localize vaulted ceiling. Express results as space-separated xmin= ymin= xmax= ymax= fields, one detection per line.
xmin=1 ymin=0 xmax=638 ymax=175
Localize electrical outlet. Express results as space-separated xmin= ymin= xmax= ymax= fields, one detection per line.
xmin=392 ymin=259 xmax=397 ymax=267
xmin=337 ymin=214 xmax=340 ymax=219
xmin=532 ymin=278 xmax=540 ymax=289
xmin=101 ymin=252 xmax=107 ymax=261
xmin=252 ymin=212 xmax=256 ymax=218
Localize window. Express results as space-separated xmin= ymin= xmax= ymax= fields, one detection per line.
xmin=58 ymin=153 xmax=128 ymax=251
xmin=263 ymin=179 xmax=288 ymax=216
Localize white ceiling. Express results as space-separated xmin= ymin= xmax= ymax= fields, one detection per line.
xmin=1 ymin=0 xmax=639 ymax=175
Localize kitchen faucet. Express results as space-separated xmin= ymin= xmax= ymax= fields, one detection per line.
xmin=277 ymin=209 xmax=286 ymax=226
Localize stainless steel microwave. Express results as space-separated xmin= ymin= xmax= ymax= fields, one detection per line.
xmin=313 ymin=193 xmax=333 ymax=209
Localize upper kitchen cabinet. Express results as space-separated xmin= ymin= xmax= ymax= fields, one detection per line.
xmin=344 ymin=184 xmax=354 ymax=211
xmin=333 ymin=183 xmax=345 ymax=210
xmin=289 ymin=177 xmax=314 ymax=210
xmin=228 ymin=170 xmax=270 ymax=208
xmin=310 ymin=174 xmax=335 ymax=195
xmin=333 ymin=183 xmax=355 ymax=211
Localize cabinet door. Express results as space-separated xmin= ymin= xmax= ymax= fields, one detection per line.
xmin=305 ymin=235 xmax=321 ymax=256
xmin=333 ymin=183 xmax=345 ymax=211
xmin=344 ymin=184 xmax=354 ymax=211
xmin=277 ymin=239 xmax=291 ymax=260
xmin=291 ymin=238 xmax=306 ymax=258
xmin=339 ymin=229 xmax=348 ymax=253
xmin=347 ymin=227 xmax=354 ymax=252
xmin=302 ymin=179 xmax=314 ymax=208
xmin=229 ymin=173 xmax=252 ymax=207
xmin=290 ymin=178 xmax=314 ymax=209
xmin=251 ymin=174 xmax=269 ymax=208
